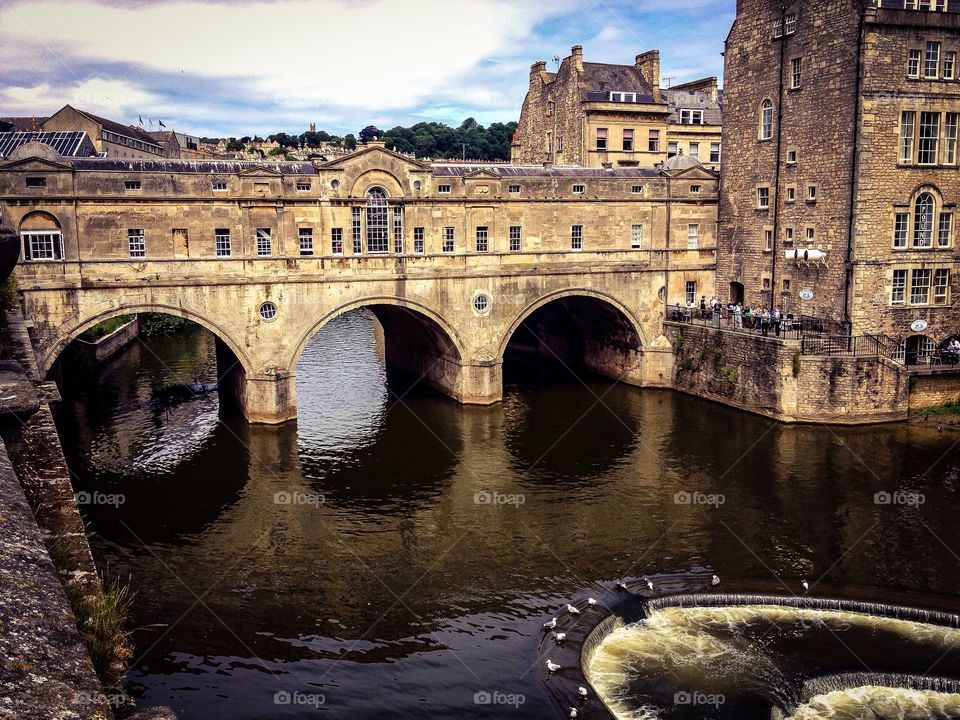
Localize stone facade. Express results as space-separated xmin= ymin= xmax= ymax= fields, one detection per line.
xmin=511 ymin=46 xmax=721 ymax=170
xmin=0 ymin=142 xmax=718 ymax=423
xmin=718 ymin=0 xmax=960 ymax=361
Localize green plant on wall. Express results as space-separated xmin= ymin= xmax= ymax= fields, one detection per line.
xmin=721 ymin=366 xmax=739 ymax=384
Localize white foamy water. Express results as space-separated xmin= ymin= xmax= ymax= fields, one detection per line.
xmin=786 ymin=686 xmax=960 ymax=719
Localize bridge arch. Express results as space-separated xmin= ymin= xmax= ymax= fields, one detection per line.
xmin=290 ymin=296 xmax=470 ymax=402
xmin=42 ymin=303 xmax=254 ymax=377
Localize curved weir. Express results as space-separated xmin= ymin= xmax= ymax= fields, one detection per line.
xmin=583 ymin=593 xmax=960 ymax=720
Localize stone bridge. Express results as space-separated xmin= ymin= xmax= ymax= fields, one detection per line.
xmin=0 ymin=143 xmax=719 ymax=422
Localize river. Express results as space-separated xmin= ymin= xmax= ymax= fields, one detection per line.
xmin=54 ymin=310 xmax=960 ymax=719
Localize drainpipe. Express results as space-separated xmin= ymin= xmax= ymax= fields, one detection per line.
xmin=770 ymin=4 xmax=787 ymax=313
xmin=843 ymin=9 xmax=866 ymax=334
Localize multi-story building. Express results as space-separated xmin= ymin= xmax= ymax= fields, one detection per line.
xmin=41 ymin=105 xmax=164 ymax=159
xmin=511 ymin=46 xmax=722 ymax=170
xmin=718 ymin=0 xmax=960 ymax=362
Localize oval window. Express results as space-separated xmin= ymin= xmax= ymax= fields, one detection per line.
xmin=259 ymin=301 xmax=278 ymax=321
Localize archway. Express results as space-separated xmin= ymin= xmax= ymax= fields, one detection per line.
xmin=499 ymin=291 xmax=645 ymax=388
xmin=729 ymin=281 xmax=744 ymax=305
xmin=904 ymin=334 xmax=936 ymax=366
xmin=291 ymin=298 xmax=466 ymax=403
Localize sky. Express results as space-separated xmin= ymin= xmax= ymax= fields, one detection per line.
xmin=0 ymin=0 xmax=733 ymax=139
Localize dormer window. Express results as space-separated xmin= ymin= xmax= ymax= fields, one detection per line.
xmin=679 ymin=109 xmax=704 ymax=125
xmin=609 ymin=91 xmax=637 ymax=103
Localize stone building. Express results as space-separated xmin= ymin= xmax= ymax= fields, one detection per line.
xmin=511 ymin=46 xmax=722 ymax=170
xmin=41 ymin=105 xmax=164 ymax=158
xmin=0 ymin=140 xmax=717 ymax=422
xmin=718 ymin=0 xmax=960 ymax=362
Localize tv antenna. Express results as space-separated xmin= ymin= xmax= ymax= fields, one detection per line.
xmin=552 ymin=55 xmax=560 ymax=68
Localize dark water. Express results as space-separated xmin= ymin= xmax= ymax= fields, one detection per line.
xmin=55 ymin=311 xmax=960 ymax=719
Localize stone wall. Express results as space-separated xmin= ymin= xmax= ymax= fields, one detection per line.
xmin=909 ymin=373 xmax=960 ymax=411
xmin=666 ymin=322 xmax=910 ymax=423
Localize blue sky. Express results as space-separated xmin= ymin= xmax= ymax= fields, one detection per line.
xmin=0 ymin=0 xmax=732 ymax=138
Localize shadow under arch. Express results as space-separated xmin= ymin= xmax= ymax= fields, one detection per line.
xmin=290 ymin=296 xmax=467 ymax=401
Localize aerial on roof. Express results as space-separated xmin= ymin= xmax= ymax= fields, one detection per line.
xmin=0 ymin=131 xmax=97 ymax=159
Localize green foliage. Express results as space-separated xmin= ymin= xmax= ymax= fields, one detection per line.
xmin=0 ymin=273 xmax=17 ymax=309
xmin=65 ymin=579 xmax=134 ymax=686
xmin=344 ymin=134 xmax=357 ymax=150
xmin=379 ymin=118 xmax=518 ymax=160
xmin=225 ymin=137 xmax=244 ymax=151
xmin=359 ymin=125 xmax=382 ymax=142
xmin=721 ymin=366 xmax=739 ymax=384
xmin=267 ymin=146 xmax=287 ymax=156
xmin=78 ymin=315 xmax=133 ymax=343
xmin=916 ymin=401 xmax=960 ymax=417
xmin=139 ymin=312 xmax=191 ymax=336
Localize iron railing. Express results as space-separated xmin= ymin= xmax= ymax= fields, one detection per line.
xmin=666 ymin=306 xmax=803 ymax=340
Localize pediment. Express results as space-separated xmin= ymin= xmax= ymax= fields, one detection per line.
xmin=463 ymin=169 xmax=502 ymax=180
xmin=238 ymin=166 xmax=283 ymax=178
xmin=0 ymin=156 xmax=73 ymax=172
xmin=319 ymin=144 xmax=430 ymax=173
xmin=664 ymin=165 xmax=717 ymax=180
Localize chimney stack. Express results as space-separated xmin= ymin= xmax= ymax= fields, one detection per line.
xmin=571 ymin=44 xmax=584 ymax=72
xmin=635 ymin=50 xmax=661 ymax=100
xmin=530 ymin=60 xmax=548 ymax=87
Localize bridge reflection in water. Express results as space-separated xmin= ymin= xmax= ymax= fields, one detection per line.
xmin=54 ymin=310 xmax=960 ymax=720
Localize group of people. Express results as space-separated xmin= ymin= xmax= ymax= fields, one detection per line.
xmin=672 ymin=296 xmax=791 ymax=338
xmin=944 ymin=338 xmax=960 ymax=364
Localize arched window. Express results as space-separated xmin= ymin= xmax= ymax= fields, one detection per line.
xmin=19 ymin=211 xmax=64 ymax=261
xmin=914 ymin=192 xmax=934 ymax=247
xmin=365 ymin=187 xmax=389 ymax=254
xmin=760 ymin=100 xmax=773 ymax=140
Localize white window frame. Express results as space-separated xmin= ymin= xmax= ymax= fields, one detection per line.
xmin=475 ymin=226 xmax=488 ymax=253
xmin=938 ymin=212 xmax=953 ymax=247
xmin=437 ymin=184 xmax=452 ymax=194
xmin=572 ymin=184 xmax=585 ymax=194
xmin=758 ymin=186 xmax=771 ymax=209
xmin=609 ymin=91 xmax=637 ymax=103
xmin=215 ymin=228 xmax=231 ymax=257
xmin=760 ymin=100 xmax=773 ymax=140
xmin=892 ymin=269 xmax=907 ymax=304
xmin=631 ymin=224 xmax=643 ymax=249
xmin=331 ymin=227 xmax=344 ymax=255
xmin=894 ymin=212 xmax=909 ymax=248
xmin=298 ymin=227 xmax=314 ymax=256
xmin=571 ymin=224 xmax=583 ymax=251
xmin=685 ymin=281 xmax=697 ymax=305
xmin=679 ymin=109 xmax=704 ymax=125
xmin=908 ymin=49 xmax=921 ymax=78
xmin=509 ymin=225 xmax=521 ymax=252
xmin=128 ymin=228 xmax=145 ymax=258
xmin=910 ymin=268 xmax=931 ymax=304
xmin=414 ymin=226 xmax=425 ymax=254
xmin=900 ymin=111 xmax=916 ymax=163
xmin=393 ymin=206 xmax=404 ymax=254
xmin=256 ymin=228 xmax=272 ymax=257
xmin=925 ymin=41 xmax=941 ymax=79
xmin=791 ymin=57 xmax=802 ymax=89
xmin=918 ymin=111 xmax=940 ymax=165
xmin=687 ymin=224 xmax=700 ymax=249
xmin=934 ymin=268 xmax=950 ymax=304
xmin=21 ymin=230 xmax=64 ymax=261
xmin=442 ymin=227 xmax=455 ymax=254
xmin=784 ymin=12 xmax=796 ymax=34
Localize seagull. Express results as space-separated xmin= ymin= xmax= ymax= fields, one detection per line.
xmin=801 ymin=579 xmax=810 ymax=592
xmin=567 ymin=604 xmax=581 ymax=615
xmin=645 ymin=577 xmax=654 ymax=591
xmin=546 ymin=659 xmax=562 ymax=673
xmin=587 ymin=597 xmax=597 ymax=606
xmin=711 ymin=574 xmax=721 ymax=587
xmin=569 ymin=708 xmax=578 ymax=718
xmin=615 ymin=581 xmax=629 ymax=591
xmin=578 ymin=686 xmax=589 ymax=698
xmin=542 ymin=618 xmax=557 ymax=629
xmin=553 ymin=632 xmax=566 ymax=643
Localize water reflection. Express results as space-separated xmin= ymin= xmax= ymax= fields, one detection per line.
xmin=56 ymin=311 xmax=960 ymax=719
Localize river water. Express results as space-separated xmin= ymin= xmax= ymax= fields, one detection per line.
xmin=55 ymin=311 xmax=960 ymax=719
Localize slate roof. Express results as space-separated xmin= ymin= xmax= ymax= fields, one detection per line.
xmin=70 ymin=108 xmax=162 ymax=147
xmin=70 ymin=158 xmax=317 ymax=174
xmin=0 ymin=117 xmax=46 ymax=132
xmin=581 ymin=62 xmax=657 ymax=102
xmin=662 ymin=88 xmax=723 ymax=126
xmin=431 ymin=164 xmax=661 ymax=178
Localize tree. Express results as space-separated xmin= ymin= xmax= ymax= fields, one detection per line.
xmin=226 ymin=138 xmax=244 ymax=151
xmin=344 ymin=134 xmax=357 ymax=151
xmin=359 ymin=125 xmax=382 ymax=143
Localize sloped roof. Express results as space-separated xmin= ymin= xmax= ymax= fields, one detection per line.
xmin=432 ymin=164 xmax=660 ymax=178
xmin=0 ymin=131 xmax=97 ymax=158
xmin=581 ymin=62 xmax=656 ymax=100
xmin=0 ymin=116 xmax=46 ymax=132
xmin=662 ymin=88 xmax=722 ymax=126
xmin=71 ymin=107 xmax=161 ymax=146
xmin=70 ymin=158 xmax=317 ymax=174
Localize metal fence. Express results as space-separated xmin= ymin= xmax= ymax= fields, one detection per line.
xmin=800 ymin=334 xmax=887 ymax=357
xmin=666 ymin=306 xmax=803 ymax=340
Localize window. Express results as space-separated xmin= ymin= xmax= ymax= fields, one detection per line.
xmin=622 ymin=129 xmax=634 ymax=151
xmin=764 ymin=228 xmax=773 ymax=251
xmin=21 ymin=231 xmax=63 ymax=261
xmin=782 ymin=278 xmax=792 ymax=294
xmin=256 ymin=228 xmax=272 ymax=256
xmin=679 ymin=109 xmax=704 ymax=125
xmin=925 ymin=41 xmax=941 ymax=78
xmin=687 ymin=224 xmax=700 ymax=249
xmin=900 ymin=111 xmax=916 ymax=163
xmin=807 ymin=185 xmax=817 ymax=202
xmin=786 ymin=186 xmax=796 ymax=202
xmin=945 ymin=51 xmax=956 ymax=80
xmin=668 ymin=141 xmax=679 ymax=158
xmin=760 ymin=100 xmax=773 ymax=140
xmin=685 ymin=281 xmax=697 ymax=305
xmin=690 ymin=184 xmax=701 ymax=194
xmin=791 ymin=58 xmax=802 ymax=89
xmin=911 ymin=268 xmax=931 ymax=304
xmin=128 ymin=229 xmax=145 ymax=258
xmin=509 ymin=184 xmax=521 ymax=193
xmin=212 ymin=181 xmax=227 ymax=191
xmin=763 ymin=277 xmax=772 ymax=292
xmin=259 ymin=302 xmax=277 ymax=322
xmin=939 ymin=212 xmax=953 ymax=247
xmin=443 ymin=227 xmax=455 ymax=253
xmin=894 ymin=212 xmax=909 ymax=248
xmin=124 ymin=180 xmax=141 ymax=190
xmin=908 ymin=49 xmax=922 ymax=78
xmin=918 ymin=112 xmax=940 ymax=164
xmin=631 ymin=224 xmax=643 ymax=249
xmin=758 ymin=186 xmax=770 ymax=209
xmin=784 ymin=12 xmax=796 ymax=34
xmin=352 ymin=207 xmax=362 ymax=254
xmin=648 ymin=130 xmax=660 ymax=152
xmin=806 ymin=227 xmax=816 ymax=242
xmin=773 ymin=17 xmax=783 ymax=38
xmin=573 ymin=184 xmax=585 ymax=194
xmin=299 ymin=227 xmax=314 ymax=256
xmin=609 ymin=91 xmax=637 ymax=102
xmin=296 ymin=181 xmax=311 ymax=191
xmin=946 ymin=113 xmax=958 ymax=165
xmin=632 ymin=185 xmax=644 ymax=194
xmin=414 ymin=227 xmax=425 ymax=254
xmin=914 ymin=192 xmax=935 ymax=246
xmin=509 ymin=225 xmax=521 ymax=252
xmin=475 ymin=226 xmax=488 ymax=252
xmin=596 ymin=128 xmax=608 ymax=150
xmin=784 ymin=227 xmax=795 ymax=245
xmin=393 ymin=206 xmax=404 ymax=254
xmin=556 ymin=136 xmax=563 ymax=152
xmin=934 ymin=268 xmax=950 ymax=304
xmin=366 ymin=187 xmax=389 ymax=253
xmin=787 ymin=149 xmax=797 ymax=164
xmin=215 ymin=228 xmax=231 ymax=257
xmin=331 ymin=228 xmax=343 ymax=255
xmin=547 ymin=101 xmax=555 ymax=117
xmin=25 ymin=176 xmax=46 ymax=188
xmin=571 ymin=224 xmax=583 ymax=251
xmin=892 ymin=269 xmax=907 ymax=304
xmin=710 ymin=143 xmax=721 ymax=164
xmin=438 ymin=184 xmax=452 ymax=194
